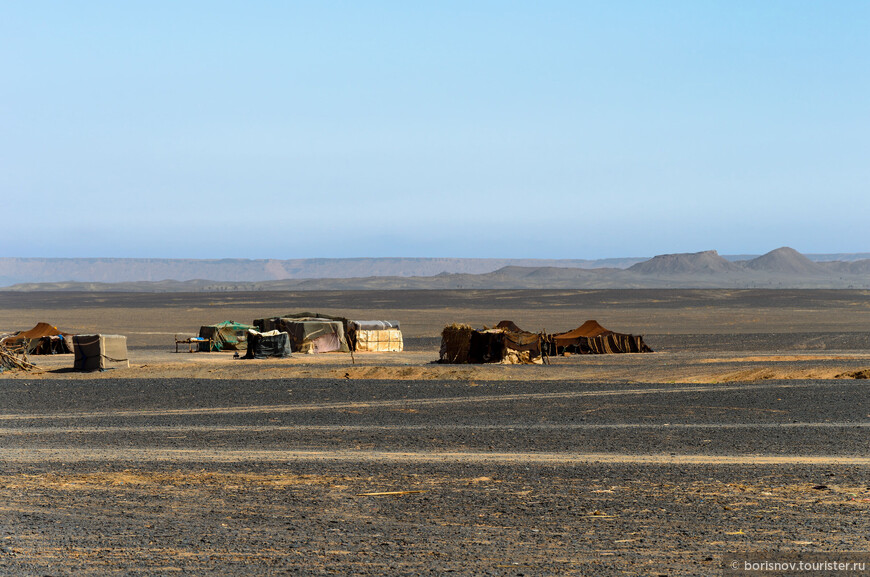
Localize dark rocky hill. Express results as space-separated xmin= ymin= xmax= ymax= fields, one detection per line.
xmin=742 ymin=247 xmax=828 ymax=275
xmin=628 ymin=250 xmax=741 ymax=275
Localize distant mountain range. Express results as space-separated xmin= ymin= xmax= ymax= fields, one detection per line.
xmin=0 ymin=256 xmax=645 ymax=286
xmin=3 ymin=248 xmax=870 ymax=291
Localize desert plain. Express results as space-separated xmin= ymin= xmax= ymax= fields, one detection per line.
xmin=1 ymin=289 xmax=869 ymax=576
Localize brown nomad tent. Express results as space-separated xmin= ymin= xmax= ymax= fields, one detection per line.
xmin=440 ymin=320 xmax=543 ymax=364
xmin=0 ymin=322 xmax=73 ymax=354
xmin=550 ymin=320 xmax=652 ymax=354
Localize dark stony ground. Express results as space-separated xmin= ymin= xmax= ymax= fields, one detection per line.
xmin=1 ymin=289 xmax=869 ymax=575
xmin=1 ymin=376 xmax=868 ymax=576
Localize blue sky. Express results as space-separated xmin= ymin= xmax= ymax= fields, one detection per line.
xmin=2 ymin=1 xmax=868 ymax=259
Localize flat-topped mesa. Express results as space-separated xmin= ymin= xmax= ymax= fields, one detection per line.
xmin=628 ymin=250 xmax=741 ymax=275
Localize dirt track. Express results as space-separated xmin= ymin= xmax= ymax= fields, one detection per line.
xmin=1 ymin=290 xmax=869 ymax=575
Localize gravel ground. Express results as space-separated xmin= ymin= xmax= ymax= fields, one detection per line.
xmin=2 ymin=290 xmax=869 ymax=575
xmin=1 ymin=377 xmax=868 ymax=576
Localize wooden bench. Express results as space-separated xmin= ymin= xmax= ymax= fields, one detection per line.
xmin=175 ymin=336 xmax=212 ymax=353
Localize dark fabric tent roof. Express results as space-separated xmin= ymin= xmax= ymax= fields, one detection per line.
xmin=553 ymin=320 xmax=612 ymax=340
xmin=551 ymin=320 xmax=652 ymax=354
xmin=13 ymin=322 xmax=70 ymax=339
xmin=1 ymin=322 xmax=73 ymax=354
xmin=495 ymin=320 xmax=525 ymax=333
xmin=281 ymin=312 xmax=349 ymax=326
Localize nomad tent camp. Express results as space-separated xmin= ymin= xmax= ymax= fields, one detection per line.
xmin=549 ymin=320 xmax=652 ymax=354
xmin=347 ymin=320 xmax=403 ymax=352
xmin=440 ymin=321 xmax=543 ymax=365
xmin=0 ymin=322 xmax=73 ymax=355
xmin=198 ymin=321 xmax=253 ymax=351
xmin=255 ymin=313 xmax=350 ymax=354
xmin=72 ymin=334 xmax=129 ymax=371
xmin=244 ymin=330 xmax=292 ymax=359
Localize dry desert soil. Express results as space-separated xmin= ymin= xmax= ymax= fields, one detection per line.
xmin=1 ymin=289 xmax=869 ymax=576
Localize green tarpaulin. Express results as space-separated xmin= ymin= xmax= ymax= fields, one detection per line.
xmin=198 ymin=321 xmax=253 ymax=351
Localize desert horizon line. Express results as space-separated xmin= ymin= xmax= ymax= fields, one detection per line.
xmin=3 ymin=247 xmax=870 ymax=261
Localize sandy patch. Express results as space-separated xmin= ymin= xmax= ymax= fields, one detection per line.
xmin=6 ymin=347 xmax=870 ymax=384
xmin=0 ymin=470 xmax=339 ymax=490
xmin=700 ymin=355 xmax=865 ymax=363
xmin=678 ymin=367 xmax=870 ymax=383
xmin=2 ymin=448 xmax=870 ymax=466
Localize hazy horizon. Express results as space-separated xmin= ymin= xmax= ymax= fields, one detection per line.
xmin=4 ymin=247 xmax=870 ymax=289
xmin=3 ymin=249 xmax=870 ymax=263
